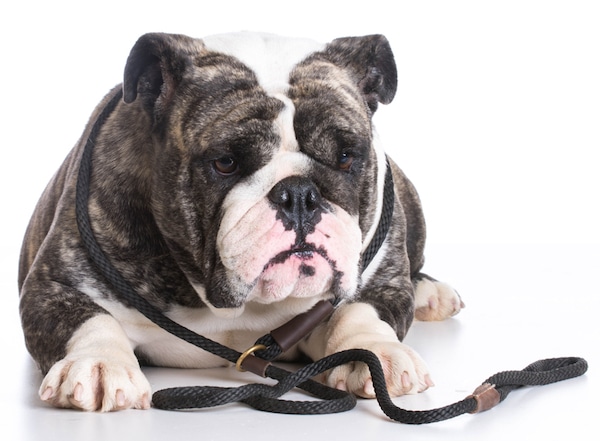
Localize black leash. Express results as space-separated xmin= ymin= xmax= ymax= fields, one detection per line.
xmin=75 ymin=88 xmax=588 ymax=423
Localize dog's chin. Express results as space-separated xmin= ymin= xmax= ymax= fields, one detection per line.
xmin=207 ymin=304 xmax=247 ymax=319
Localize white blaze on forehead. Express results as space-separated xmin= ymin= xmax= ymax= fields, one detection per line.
xmin=272 ymin=93 xmax=299 ymax=152
xmin=202 ymin=32 xmax=325 ymax=96
xmin=204 ymin=34 xmax=310 ymax=161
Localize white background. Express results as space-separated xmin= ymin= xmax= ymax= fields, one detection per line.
xmin=0 ymin=1 xmax=598 ymax=440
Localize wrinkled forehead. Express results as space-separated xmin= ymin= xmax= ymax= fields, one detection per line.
xmin=200 ymin=33 xmax=371 ymax=151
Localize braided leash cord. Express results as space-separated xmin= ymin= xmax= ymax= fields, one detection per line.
xmin=152 ymin=349 xmax=587 ymax=423
xmin=360 ymin=159 xmax=395 ymax=271
xmin=76 ymin=88 xmax=588 ymax=423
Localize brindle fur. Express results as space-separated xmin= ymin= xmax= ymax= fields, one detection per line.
xmin=20 ymin=33 xmax=438 ymax=383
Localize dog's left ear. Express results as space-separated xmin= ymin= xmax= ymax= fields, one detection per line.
xmin=325 ymin=35 xmax=397 ymax=113
xmin=123 ymin=33 xmax=205 ymax=114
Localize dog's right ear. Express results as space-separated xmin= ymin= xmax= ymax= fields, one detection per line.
xmin=123 ymin=33 xmax=205 ymax=113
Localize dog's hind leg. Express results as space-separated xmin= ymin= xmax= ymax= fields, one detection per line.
xmin=412 ymin=273 xmax=464 ymax=321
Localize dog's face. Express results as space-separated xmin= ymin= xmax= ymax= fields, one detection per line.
xmin=123 ymin=33 xmax=397 ymax=317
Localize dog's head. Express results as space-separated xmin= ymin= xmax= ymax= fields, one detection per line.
xmin=122 ymin=32 xmax=397 ymax=317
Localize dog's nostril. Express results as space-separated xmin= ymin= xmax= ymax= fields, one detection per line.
xmin=305 ymin=189 xmax=319 ymax=210
xmin=270 ymin=187 xmax=292 ymax=209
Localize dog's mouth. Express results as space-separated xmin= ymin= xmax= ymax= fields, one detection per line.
xmin=246 ymin=242 xmax=341 ymax=303
xmin=265 ymin=244 xmax=327 ymax=278
xmin=268 ymin=244 xmax=322 ymax=265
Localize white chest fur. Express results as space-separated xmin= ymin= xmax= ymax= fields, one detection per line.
xmin=79 ymin=281 xmax=325 ymax=368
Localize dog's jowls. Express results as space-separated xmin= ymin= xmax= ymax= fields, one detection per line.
xmin=18 ymin=32 xmax=463 ymax=411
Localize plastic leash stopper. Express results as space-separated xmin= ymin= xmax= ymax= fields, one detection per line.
xmin=468 ymin=383 xmax=501 ymax=413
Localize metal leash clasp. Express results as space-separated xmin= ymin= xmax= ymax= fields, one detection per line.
xmin=235 ymin=300 xmax=336 ymax=378
xmin=236 ymin=344 xmax=268 ymax=374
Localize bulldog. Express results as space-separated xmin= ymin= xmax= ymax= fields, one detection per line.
xmin=18 ymin=32 xmax=463 ymax=412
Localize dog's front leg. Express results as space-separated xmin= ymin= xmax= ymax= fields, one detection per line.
xmin=299 ymin=301 xmax=433 ymax=398
xmin=38 ymin=314 xmax=151 ymax=412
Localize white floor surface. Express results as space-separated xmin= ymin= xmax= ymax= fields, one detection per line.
xmin=2 ymin=244 xmax=597 ymax=441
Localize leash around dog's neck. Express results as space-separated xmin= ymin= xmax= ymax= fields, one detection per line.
xmin=75 ymin=88 xmax=588 ymax=423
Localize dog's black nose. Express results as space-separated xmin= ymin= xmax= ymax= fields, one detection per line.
xmin=268 ymin=176 xmax=325 ymax=237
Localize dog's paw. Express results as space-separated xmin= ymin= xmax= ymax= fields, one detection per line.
xmin=303 ymin=303 xmax=433 ymax=399
xmin=38 ymin=314 xmax=152 ymax=411
xmin=324 ymin=338 xmax=433 ymax=399
xmin=39 ymin=356 xmax=152 ymax=411
xmin=414 ymin=277 xmax=464 ymax=321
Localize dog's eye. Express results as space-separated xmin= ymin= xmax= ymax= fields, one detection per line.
xmin=338 ymin=152 xmax=355 ymax=171
xmin=213 ymin=157 xmax=239 ymax=176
